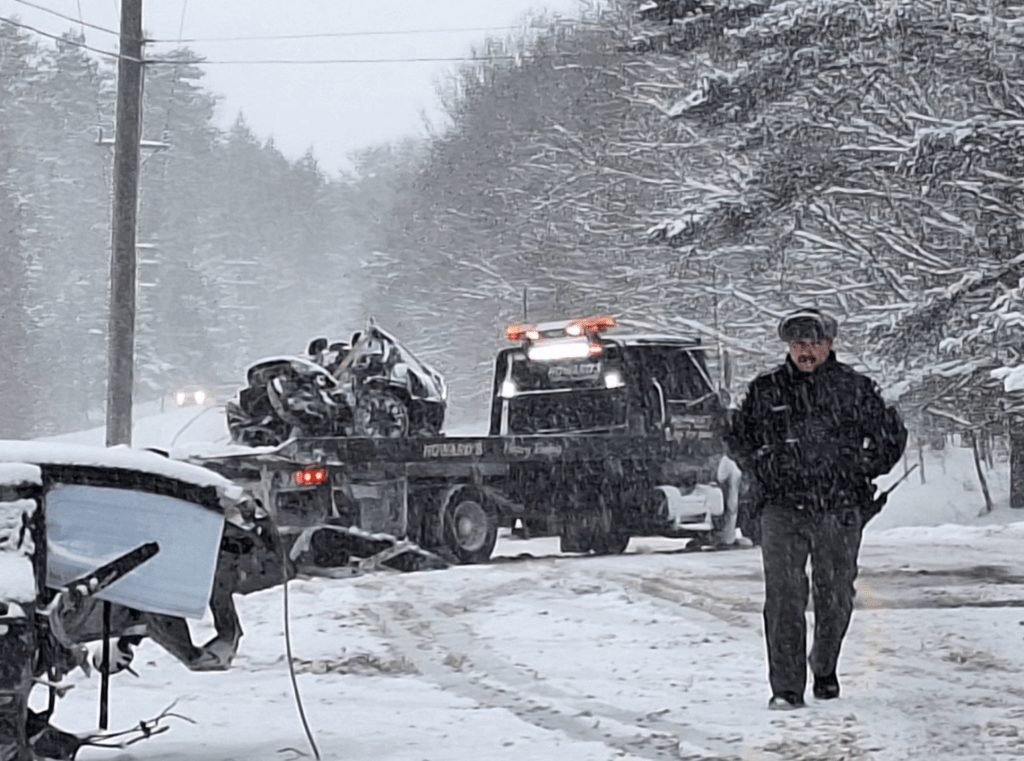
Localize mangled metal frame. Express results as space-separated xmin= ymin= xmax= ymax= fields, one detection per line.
xmin=0 ymin=442 xmax=286 ymax=760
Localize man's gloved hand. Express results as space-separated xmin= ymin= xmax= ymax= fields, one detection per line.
xmin=861 ymin=490 xmax=888 ymax=524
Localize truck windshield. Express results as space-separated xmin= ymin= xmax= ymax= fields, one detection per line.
xmin=507 ymin=387 xmax=628 ymax=434
xmin=505 ymin=353 xmax=628 ymax=434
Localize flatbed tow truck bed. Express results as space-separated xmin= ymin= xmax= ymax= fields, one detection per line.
xmin=188 ymin=427 xmax=727 ymax=566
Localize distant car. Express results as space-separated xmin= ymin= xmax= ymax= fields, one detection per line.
xmin=174 ymin=385 xmax=209 ymax=407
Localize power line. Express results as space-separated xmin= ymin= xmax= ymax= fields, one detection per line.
xmin=146 ymin=54 xmax=523 ymax=65
xmin=147 ymin=25 xmax=524 ymax=44
xmin=3 ymin=16 xmax=599 ymax=68
xmin=142 ymin=48 xmax=619 ymax=66
xmin=0 ymin=15 xmax=131 ymax=60
xmin=0 ymin=18 xmax=545 ymax=66
xmin=11 ymin=0 xmax=118 ymax=36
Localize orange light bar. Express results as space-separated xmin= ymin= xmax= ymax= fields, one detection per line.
xmin=505 ymin=323 xmax=540 ymax=341
xmin=293 ymin=466 xmax=328 ymax=485
xmin=565 ymin=315 xmax=616 ymax=337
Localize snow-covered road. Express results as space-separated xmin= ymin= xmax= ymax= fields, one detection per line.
xmin=46 ymin=523 xmax=1024 ymax=761
xmin=35 ymin=409 xmax=1024 ymax=760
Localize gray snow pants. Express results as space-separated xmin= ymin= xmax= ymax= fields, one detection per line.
xmin=760 ymin=504 xmax=863 ymax=698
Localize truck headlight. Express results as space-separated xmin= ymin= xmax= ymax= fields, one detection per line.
xmin=604 ymin=370 xmax=624 ymax=389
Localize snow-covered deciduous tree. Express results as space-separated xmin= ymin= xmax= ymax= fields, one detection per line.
xmin=0 ymin=22 xmax=46 ymax=437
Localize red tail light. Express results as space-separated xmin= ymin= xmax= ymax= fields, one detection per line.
xmin=293 ymin=466 xmax=328 ymax=485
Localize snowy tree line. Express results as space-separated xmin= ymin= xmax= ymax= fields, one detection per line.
xmin=0 ymin=26 xmax=372 ymax=436
xmin=360 ymin=0 xmax=1024 ymax=440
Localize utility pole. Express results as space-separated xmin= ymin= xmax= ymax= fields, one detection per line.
xmin=105 ymin=0 xmax=144 ymax=448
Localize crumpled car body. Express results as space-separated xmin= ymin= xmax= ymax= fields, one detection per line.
xmin=226 ymin=320 xmax=447 ymax=446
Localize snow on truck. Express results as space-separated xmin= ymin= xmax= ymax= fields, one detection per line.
xmin=188 ymin=315 xmax=749 ymax=569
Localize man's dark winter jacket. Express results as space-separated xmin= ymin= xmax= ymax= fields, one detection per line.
xmin=725 ymin=352 xmax=907 ymax=511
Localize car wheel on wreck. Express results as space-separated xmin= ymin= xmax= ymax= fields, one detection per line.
xmin=353 ymin=387 xmax=410 ymax=439
xmin=409 ymin=400 xmax=446 ymax=437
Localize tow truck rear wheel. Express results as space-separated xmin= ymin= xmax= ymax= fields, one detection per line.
xmin=442 ymin=490 xmax=497 ymax=564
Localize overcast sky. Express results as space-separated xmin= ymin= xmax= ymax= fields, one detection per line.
xmin=3 ymin=0 xmax=584 ymax=174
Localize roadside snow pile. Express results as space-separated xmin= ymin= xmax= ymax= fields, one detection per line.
xmin=868 ymin=440 xmax=1016 ymax=531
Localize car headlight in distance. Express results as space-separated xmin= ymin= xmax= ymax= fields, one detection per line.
xmin=194 ymin=390 xmax=207 ymax=405
xmin=175 ymin=392 xmax=186 ymax=406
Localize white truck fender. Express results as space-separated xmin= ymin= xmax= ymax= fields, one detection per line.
xmin=654 ymin=483 xmax=724 ymax=527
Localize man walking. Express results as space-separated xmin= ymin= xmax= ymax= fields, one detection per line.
xmin=725 ymin=308 xmax=907 ymax=710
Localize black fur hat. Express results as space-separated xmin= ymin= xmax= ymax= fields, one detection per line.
xmin=778 ymin=308 xmax=838 ymax=341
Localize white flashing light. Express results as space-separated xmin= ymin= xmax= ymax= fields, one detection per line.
xmin=175 ymin=392 xmax=185 ymax=406
xmin=527 ymin=339 xmax=594 ymax=362
xmin=500 ymin=380 xmax=518 ymax=398
xmin=604 ymin=370 xmax=625 ymax=389
xmin=194 ymin=390 xmax=206 ymax=405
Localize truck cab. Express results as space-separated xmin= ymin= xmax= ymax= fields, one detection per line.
xmin=487 ymin=315 xmax=734 ymax=552
xmin=490 ymin=315 xmax=725 ymax=441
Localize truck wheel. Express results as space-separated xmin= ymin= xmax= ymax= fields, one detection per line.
xmin=443 ymin=491 xmax=497 ymax=564
xmin=590 ymin=531 xmax=630 ymax=555
xmin=354 ymin=388 xmax=409 ymax=439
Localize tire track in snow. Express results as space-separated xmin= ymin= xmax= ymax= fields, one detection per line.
xmin=365 ymin=598 xmax=744 ymax=761
xmin=623 ymin=574 xmax=761 ymax=629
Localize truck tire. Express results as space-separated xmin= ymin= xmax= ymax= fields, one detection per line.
xmin=442 ymin=490 xmax=497 ymax=564
xmin=353 ymin=387 xmax=409 ymax=439
xmin=590 ymin=531 xmax=630 ymax=555
xmin=559 ymin=503 xmax=628 ymax=555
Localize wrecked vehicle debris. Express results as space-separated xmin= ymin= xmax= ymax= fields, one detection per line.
xmin=225 ymin=319 xmax=448 ymax=446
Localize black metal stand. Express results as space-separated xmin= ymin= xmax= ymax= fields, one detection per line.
xmin=99 ymin=600 xmax=111 ymax=730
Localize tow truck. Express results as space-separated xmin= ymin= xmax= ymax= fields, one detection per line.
xmin=187 ymin=316 xmax=739 ymax=567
